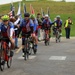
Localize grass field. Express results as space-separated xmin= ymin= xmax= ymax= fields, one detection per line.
xmin=0 ymin=0 xmax=75 ymax=36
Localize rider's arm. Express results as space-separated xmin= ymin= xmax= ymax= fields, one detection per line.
xmin=9 ymin=24 xmax=15 ymax=48
xmin=34 ymin=19 xmax=38 ymax=32
xmin=9 ymin=24 xmax=14 ymax=39
xmin=49 ymin=19 xmax=55 ymax=26
xmin=60 ymin=20 xmax=62 ymax=28
xmin=18 ymin=20 xmax=23 ymax=36
xmin=30 ymin=19 xmax=34 ymax=33
xmin=14 ymin=18 xmax=20 ymax=25
xmin=42 ymin=20 xmax=45 ymax=29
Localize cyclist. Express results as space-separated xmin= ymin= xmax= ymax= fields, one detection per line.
xmin=0 ymin=15 xmax=15 ymax=63
xmin=30 ymin=14 xmax=38 ymax=50
xmin=42 ymin=14 xmax=53 ymax=40
xmin=18 ymin=13 xmax=34 ymax=56
xmin=0 ymin=15 xmax=15 ymax=48
xmin=53 ymin=15 xmax=62 ymax=36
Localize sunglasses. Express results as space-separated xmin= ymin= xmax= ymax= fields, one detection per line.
xmin=3 ymin=20 xmax=8 ymax=22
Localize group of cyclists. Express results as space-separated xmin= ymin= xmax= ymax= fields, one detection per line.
xmin=0 ymin=12 xmax=62 ymax=53
xmin=0 ymin=12 xmax=62 ymax=67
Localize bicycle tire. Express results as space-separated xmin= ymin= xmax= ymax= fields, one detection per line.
xmin=29 ymin=47 xmax=32 ymax=55
xmin=7 ymin=57 xmax=12 ymax=68
xmin=0 ymin=58 xmax=5 ymax=71
xmin=45 ymin=34 xmax=49 ymax=46
xmin=55 ymin=31 xmax=59 ymax=43
xmin=29 ymin=42 xmax=33 ymax=55
xmin=24 ymin=39 xmax=29 ymax=60
xmin=45 ymin=33 xmax=47 ymax=46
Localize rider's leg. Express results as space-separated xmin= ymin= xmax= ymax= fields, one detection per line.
xmin=32 ymin=33 xmax=38 ymax=49
xmin=22 ymin=38 xmax=25 ymax=56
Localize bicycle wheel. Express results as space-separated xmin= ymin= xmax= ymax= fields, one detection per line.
xmin=56 ymin=36 xmax=58 ymax=43
xmin=7 ymin=57 xmax=12 ymax=68
xmin=44 ymin=33 xmax=47 ymax=46
xmin=48 ymin=40 xmax=50 ymax=45
xmin=0 ymin=58 xmax=5 ymax=71
xmin=24 ymin=50 xmax=29 ymax=60
xmin=45 ymin=34 xmax=49 ymax=46
xmin=29 ymin=43 xmax=33 ymax=55
xmin=24 ymin=39 xmax=29 ymax=60
xmin=55 ymin=31 xmax=59 ymax=43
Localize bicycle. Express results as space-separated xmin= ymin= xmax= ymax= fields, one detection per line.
xmin=23 ymin=34 xmax=31 ymax=60
xmin=0 ymin=41 xmax=4 ymax=71
xmin=29 ymin=36 xmax=37 ymax=55
xmin=0 ymin=37 xmax=14 ymax=71
xmin=53 ymin=27 xmax=61 ymax=43
xmin=44 ymin=28 xmax=50 ymax=46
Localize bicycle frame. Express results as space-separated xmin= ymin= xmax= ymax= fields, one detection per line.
xmin=44 ymin=29 xmax=50 ymax=46
xmin=0 ymin=39 xmax=13 ymax=71
xmin=54 ymin=28 xmax=61 ymax=43
xmin=23 ymin=34 xmax=30 ymax=60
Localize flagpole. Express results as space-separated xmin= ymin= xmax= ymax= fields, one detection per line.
xmin=11 ymin=0 xmax=13 ymax=6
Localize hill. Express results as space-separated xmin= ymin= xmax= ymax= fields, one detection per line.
xmin=0 ymin=0 xmax=75 ymax=36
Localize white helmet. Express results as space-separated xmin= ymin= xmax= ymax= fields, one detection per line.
xmin=56 ymin=15 xmax=60 ymax=18
xmin=45 ymin=14 xmax=49 ymax=17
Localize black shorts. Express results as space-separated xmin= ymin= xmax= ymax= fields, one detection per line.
xmin=22 ymin=32 xmax=31 ymax=45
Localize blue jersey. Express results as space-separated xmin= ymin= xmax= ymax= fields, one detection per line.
xmin=33 ymin=19 xmax=38 ymax=32
xmin=0 ymin=22 xmax=14 ymax=38
xmin=20 ymin=19 xmax=34 ymax=33
xmin=55 ymin=20 xmax=62 ymax=27
xmin=42 ymin=19 xmax=52 ymax=28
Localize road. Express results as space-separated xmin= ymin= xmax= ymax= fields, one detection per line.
xmin=0 ymin=37 xmax=75 ymax=75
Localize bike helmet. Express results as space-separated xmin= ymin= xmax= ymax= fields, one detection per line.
xmin=24 ymin=13 xmax=30 ymax=17
xmin=45 ymin=14 xmax=49 ymax=17
xmin=56 ymin=15 xmax=60 ymax=18
xmin=1 ymin=15 xmax=9 ymax=21
xmin=30 ymin=14 xmax=36 ymax=19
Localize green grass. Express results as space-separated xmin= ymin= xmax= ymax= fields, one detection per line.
xmin=0 ymin=0 xmax=75 ymax=36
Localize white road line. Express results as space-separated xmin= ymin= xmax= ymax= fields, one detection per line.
xmin=29 ymin=56 xmax=36 ymax=59
xmin=18 ymin=55 xmax=36 ymax=60
xmin=49 ymin=56 xmax=66 ymax=60
xmin=15 ymin=46 xmax=22 ymax=53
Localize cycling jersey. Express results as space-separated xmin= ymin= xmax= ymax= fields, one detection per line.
xmin=20 ymin=19 xmax=34 ymax=35
xmin=42 ymin=19 xmax=52 ymax=29
xmin=33 ymin=19 xmax=38 ymax=32
xmin=19 ymin=19 xmax=34 ymax=45
xmin=0 ymin=22 xmax=15 ymax=39
xmin=54 ymin=20 xmax=62 ymax=28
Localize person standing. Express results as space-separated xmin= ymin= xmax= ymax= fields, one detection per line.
xmin=37 ymin=13 xmax=43 ymax=41
xmin=14 ymin=16 xmax=21 ymax=49
xmin=0 ymin=15 xmax=2 ymax=23
xmin=64 ymin=17 xmax=73 ymax=39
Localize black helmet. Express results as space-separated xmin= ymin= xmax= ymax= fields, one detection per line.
xmin=24 ymin=13 xmax=30 ymax=17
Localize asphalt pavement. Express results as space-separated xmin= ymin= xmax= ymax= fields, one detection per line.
xmin=0 ymin=37 xmax=75 ymax=75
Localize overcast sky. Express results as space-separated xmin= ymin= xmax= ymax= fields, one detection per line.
xmin=0 ymin=0 xmax=75 ymax=5
xmin=0 ymin=0 xmax=22 ymax=5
